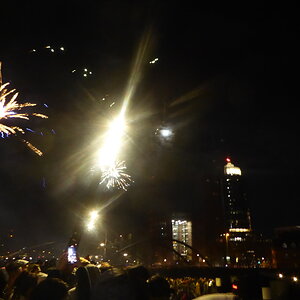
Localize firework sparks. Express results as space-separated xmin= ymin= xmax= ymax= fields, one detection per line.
xmin=0 ymin=63 xmax=48 ymax=155
xmin=99 ymin=161 xmax=132 ymax=191
xmin=0 ymin=83 xmax=47 ymax=128
xmin=22 ymin=140 xmax=43 ymax=156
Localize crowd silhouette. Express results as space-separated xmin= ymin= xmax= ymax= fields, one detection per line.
xmin=0 ymin=253 xmax=237 ymax=300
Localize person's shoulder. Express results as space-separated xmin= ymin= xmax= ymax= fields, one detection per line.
xmin=68 ymin=287 xmax=77 ymax=300
xmin=193 ymin=293 xmax=237 ymax=300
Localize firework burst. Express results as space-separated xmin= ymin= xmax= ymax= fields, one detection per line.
xmin=99 ymin=160 xmax=132 ymax=191
xmin=0 ymin=64 xmax=48 ymax=155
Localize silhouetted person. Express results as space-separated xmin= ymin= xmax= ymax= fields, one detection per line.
xmin=30 ymin=278 xmax=68 ymax=300
xmin=10 ymin=271 xmax=38 ymax=300
xmin=147 ymin=275 xmax=172 ymax=300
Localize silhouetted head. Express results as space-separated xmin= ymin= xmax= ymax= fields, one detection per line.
xmin=30 ymin=277 xmax=69 ymax=300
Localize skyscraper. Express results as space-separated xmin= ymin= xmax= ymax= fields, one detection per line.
xmin=222 ymin=158 xmax=251 ymax=233
xmin=221 ymin=158 xmax=254 ymax=266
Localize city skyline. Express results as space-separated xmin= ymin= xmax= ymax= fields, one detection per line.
xmin=0 ymin=1 xmax=299 ymax=251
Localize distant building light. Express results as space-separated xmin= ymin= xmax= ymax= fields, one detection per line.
xmin=278 ymin=273 xmax=283 ymax=279
xmin=293 ymin=276 xmax=298 ymax=282
xmin=229 ymin=228 xmax=250 ymax=233
xmin=224 ymin=161 xmax=241 ymax=176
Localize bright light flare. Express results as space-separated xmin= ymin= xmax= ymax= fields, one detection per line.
xmin=160 ymin=128 xmax=172 ymax=137
xmin=86 ymin=210 xmax=99 ymax=231
xmin=96 ymin=115 xmax=126 ymax=169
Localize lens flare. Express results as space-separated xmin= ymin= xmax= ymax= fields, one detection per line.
xmin=96 ymin=114 xmax=126 ymax=169
xmin=94 ymin=113 xmax=132 ymax=191
xmin=86 ymin=210 xmax=99 ymax=231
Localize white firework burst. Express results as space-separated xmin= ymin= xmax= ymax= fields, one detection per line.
xmin=100 ymin=160 xmax=132 ymax=191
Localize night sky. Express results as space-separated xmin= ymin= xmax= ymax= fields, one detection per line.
xmin=1 ymin=1 xmax=299 ymax=250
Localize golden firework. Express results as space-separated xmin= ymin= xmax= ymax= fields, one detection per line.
xmin=0 ymin=62 xmax=48 ymax=155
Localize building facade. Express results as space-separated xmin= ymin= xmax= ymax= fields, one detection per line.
xmin=172 ymin=216 xmax=193 ymax=262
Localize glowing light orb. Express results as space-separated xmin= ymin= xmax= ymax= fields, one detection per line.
xmin=86 ymin=210 xmax=99 ymax=231
xmin=96 ymin=115 xmax=126 ymax=169
xmin=160 ymin=128 xmax=172 ymax=137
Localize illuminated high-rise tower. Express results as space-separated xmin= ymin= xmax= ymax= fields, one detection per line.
xmin=172 ymin=216 xmax=193 ymax=261
xmin=222 ymin=158 xmax=251 ymax=233
xmin=220 ymin=158 xmax=254 ymax=267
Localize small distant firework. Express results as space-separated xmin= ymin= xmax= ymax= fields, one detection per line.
xmin=149 ymin=57 xmax=159 ymax=64
xmin=83 ymin=68 xmax=92 ymax=77
xmin=0 ymin=63 xmax=48 ymax=155
xmin=71 ymin=68 xmax=92 ymax=77
xmin=99 ymin=160 xmax=132 ymax=191
xmin=29 ymin=45 xmax=65 ymax=54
